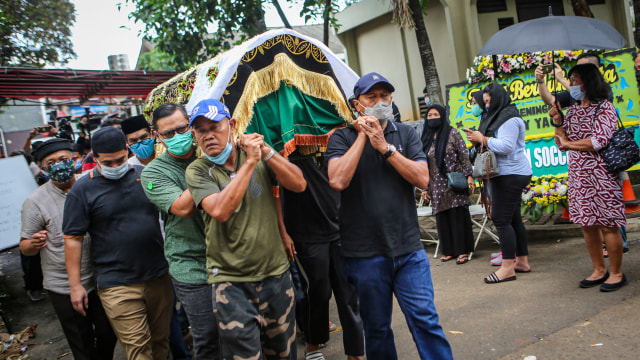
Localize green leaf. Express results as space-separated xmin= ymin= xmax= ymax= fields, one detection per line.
xmin=521 ymin=205 xmax=531 ymax=216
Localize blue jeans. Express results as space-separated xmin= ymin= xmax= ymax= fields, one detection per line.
xmin=173 ymin=279 xmax=221 ymax=360
xmin=343 ymin=250 xmax=452 ymax=360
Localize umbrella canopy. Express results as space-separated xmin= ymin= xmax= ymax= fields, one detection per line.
xmin=478 ymin=15 xmax=627 ymax=56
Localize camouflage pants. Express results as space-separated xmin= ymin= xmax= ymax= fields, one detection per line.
xmin=213 ymin=270 xmax=297 ymax=360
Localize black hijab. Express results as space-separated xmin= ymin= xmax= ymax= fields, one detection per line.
xmin=421 ymin=104 xmax=451 ymax=176
xmin=478 ymin=83 xmax=519 ymax=137
xmin=471 ymin=90 xmax=485 ymax=112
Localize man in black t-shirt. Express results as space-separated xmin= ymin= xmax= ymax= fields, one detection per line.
xmin=282 ymin=152 xmax=364 ymax=360
xmin=326 ymin=72 xmax=452 ymax=360
xmin=64 ymin=127 xmax=172 ymax=360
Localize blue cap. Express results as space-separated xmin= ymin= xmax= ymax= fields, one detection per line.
xmin=353 ymin=72 xmax=395 ymax=98
xmin=189 ymin=99 xmax=231 ymax=126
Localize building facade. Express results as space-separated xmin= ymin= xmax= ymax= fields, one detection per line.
xmin=336 ymin=0 xmax=634 ymax=122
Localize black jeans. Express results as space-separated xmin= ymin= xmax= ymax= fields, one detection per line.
xmin=20 ymin=252 xmax=43 ymax=291
xmin=490 ymin=174 xmax=532 ymax=260
xmin=48 ymin=290 xmax=117 ymax=360
xmin=295 ymin=240 xmax=364 ymax=356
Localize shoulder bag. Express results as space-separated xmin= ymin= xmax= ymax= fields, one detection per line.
xmin=472 ymin=144 xmax=500 ymax=179
xmin=597 ymin=103 xmax=640 ymax=173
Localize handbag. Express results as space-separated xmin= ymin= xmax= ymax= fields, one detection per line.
xmin=598 ymin=103 xmax=640 ymax=173
xmin=472 ymin=145 xmax=500 ymax=179
xmin=447 ymin=172 xmax=468 ymax=194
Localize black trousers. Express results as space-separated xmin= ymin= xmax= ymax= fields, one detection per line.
xmin=490 ymin=174 xmax=532 ymax=260
xmin=20 ymin=252 xmax=43 ymax=291
xmin=435 ymin=205 xmax=475 ymax=257
xmin=295 ymin=240 xmax=365 ymax=356
xmin=48 ymin=290 xmax=117 ymax=360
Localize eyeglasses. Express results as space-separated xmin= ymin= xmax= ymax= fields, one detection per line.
xmin=158 ymin=124 xmax=189 ymax=139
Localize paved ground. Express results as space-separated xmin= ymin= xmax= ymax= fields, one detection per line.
xmin=1 ymin=221 xmax=639 ymax=359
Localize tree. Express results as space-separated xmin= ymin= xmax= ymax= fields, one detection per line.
xmin=398 ymin=0 xmax=444 ymax=105
xmin=124 ymin=0 xmax=267 ymax=71
xmin=298 ymin=0 xmax=344 ymax=45
xmin=570 ymin=0 xmax=593 ymax=18
xmin=634 ymin=0 xmax=640 ymax=47
xmin=0 ymin=0 xmax=76 ymax=67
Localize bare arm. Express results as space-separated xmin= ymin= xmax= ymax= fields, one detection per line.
xmin=19 ymin=230 xmax=48 ymax=256
xmin=169 ymin=189 xmax=197 ymax=218
xmin=362 ymin=118 xmax=429 ymax=189
xmin=535 ymin=64 xmax=556 ymax=106
xmin=275 ymin=197 xmax=296 ymax=261
xmin=260 ymin=146 xmax=306 ymax=193
xmin=65 ymin=235 xmax=88 ymax=316
xmin=200 ymin=136 xmax=262 ymax=223
xmin=328 ymin=119 xmax=369 ymax=191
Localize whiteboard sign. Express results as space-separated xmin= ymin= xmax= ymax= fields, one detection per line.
xmin=0 ymin=156 xmax=38 ymax=251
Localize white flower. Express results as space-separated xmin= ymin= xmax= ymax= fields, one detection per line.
xmin=522 ymin=191 xmax=532 ymax=202
xmin=557 ymin=185 xmax=568 ymax=196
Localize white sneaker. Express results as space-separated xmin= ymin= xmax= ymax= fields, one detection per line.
xmin=305 ymin=350 xmax=326 ymax=360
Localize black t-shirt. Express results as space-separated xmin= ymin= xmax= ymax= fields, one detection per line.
xmin=282 ymin=154 xmax=340 ymax=243
xmin=63 ymin=165 xmax=168 ymax=288
xmin=326 ymin=122 xmax=427 ymax=258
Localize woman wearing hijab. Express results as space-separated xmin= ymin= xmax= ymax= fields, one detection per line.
xmin=465 ymin=84 xmax=533 ymax=284
xmin=421 ymin=104 xmax=476 ymax=264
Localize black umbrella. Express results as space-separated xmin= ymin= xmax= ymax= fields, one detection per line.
xmin=477 ymin=9 xmax=627 ymax=126
xmin=478 ymin=14 xmax=627 ymax=56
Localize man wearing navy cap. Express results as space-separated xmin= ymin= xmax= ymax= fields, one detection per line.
xmin=185 ymin=99 xmax=306 ymax=359
xmin=21 ymin=138 xmax=117 ymax=360
xmin=63 ymin=127 xmax=173 ymax=360
xmin=326 ymin=72 xmax=452 ymax=359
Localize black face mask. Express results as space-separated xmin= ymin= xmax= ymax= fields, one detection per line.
xmin=426 ymin=117 xmax=442 ymax=129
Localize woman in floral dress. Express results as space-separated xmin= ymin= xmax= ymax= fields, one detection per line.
xmin=552 ymin=63 xmax=627 ymax=292
xmin=421 ymin=104 xmax=476 ymax=264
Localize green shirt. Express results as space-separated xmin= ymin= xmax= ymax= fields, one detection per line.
xmin=185 ymin=151 xmax=289 ymax=283
xmin=141 ymin=151 xmax=208 ymax=284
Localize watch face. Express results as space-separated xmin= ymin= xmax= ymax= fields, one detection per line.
xmin=389 ymin=144 xmax=396 ymax=152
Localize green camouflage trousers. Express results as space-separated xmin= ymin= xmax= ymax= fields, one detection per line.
xmin=213 ymin=270 xmax=297 ymax=360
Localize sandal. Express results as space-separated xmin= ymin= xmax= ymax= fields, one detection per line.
xmin=440 ymin=256 xmax=454 ymax=262
xmin=484 ymin=272 xmax=517 ymax=284
xmin=456 ymin=255 xmax=469 ymax=265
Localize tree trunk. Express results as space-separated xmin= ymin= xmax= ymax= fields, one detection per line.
xmin=407 ymin=0 xmax=443 ymax=105
xmin=323 ymin=0 xmax=332 ymax=46
xmin=634 ymin=0 xmax=640 ymax=47
xmin=272 ymin=0 xmax=292 ymax=29
xmin=571 ymin=0 xmax=593 ymax=18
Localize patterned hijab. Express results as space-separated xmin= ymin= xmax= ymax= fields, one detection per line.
xmin=421 ymin=104 xmax=451 ymax=176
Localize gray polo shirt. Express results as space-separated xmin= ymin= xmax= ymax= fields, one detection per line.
xmin=21 ymin=180 xmax=94 ymax=294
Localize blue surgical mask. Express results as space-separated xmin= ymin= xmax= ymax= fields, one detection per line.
xmin=129 ymin=138 xmax=155 ymax=159
xmin=471 ymin=104 xmax=483 ymax=117
xmin=570 ymin=85 xmax=586 ymax=101
xmin=204 ymin=119 xmax=233 ymax=165
xmin=100 ymin=161 xmax=129 ymax=180
xmin=163 ymin=131 xmax=193 ymax=156
xmin=75 ymin=159 xmax=82 ymax=170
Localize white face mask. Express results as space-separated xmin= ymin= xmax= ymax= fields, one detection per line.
xmin=363 ymin=101 xmax=393 ymax=126
xmin=424 ymin=97 xmax=431 ymax=106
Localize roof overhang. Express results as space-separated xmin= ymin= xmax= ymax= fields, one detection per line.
xmin=0 ymin=67 xmax=178 ymax=104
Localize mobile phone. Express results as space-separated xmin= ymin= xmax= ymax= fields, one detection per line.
xmin=37 ymin=125 xmax=51 ymax=133
xmin=542 ymin=64 xmax=554 ymax=74
xmin=463 ymin=128 xmax=472 ymax=132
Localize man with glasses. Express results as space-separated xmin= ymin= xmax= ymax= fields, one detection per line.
xmin=141 ymin=103 xmax=221 ymax=359
xmin=185 ymin=99 xmax=307 ymax=359
xmin=122 ymin=115 xmax=156 ymax=166
xmin=64 ymin=127 xmax=173 ymax=360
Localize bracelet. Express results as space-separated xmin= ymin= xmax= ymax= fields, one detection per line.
xmin=536 ymin=80 xmax=545 ymax=84
xmin=263 ymin=148 xmax=276 ymax=162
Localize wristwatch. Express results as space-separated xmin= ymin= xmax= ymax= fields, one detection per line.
xmin=383 ymin=144 xmax=397 ymax=159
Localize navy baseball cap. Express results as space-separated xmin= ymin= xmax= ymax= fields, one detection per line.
xmin=189 ymin=99 xmax=231 ymax=126
xmin=353 ymin=72 xmax=395 ymax=98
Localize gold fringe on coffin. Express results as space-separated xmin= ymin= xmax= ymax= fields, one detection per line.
xmin=232 ymin=53 xmax=353 ymax=137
